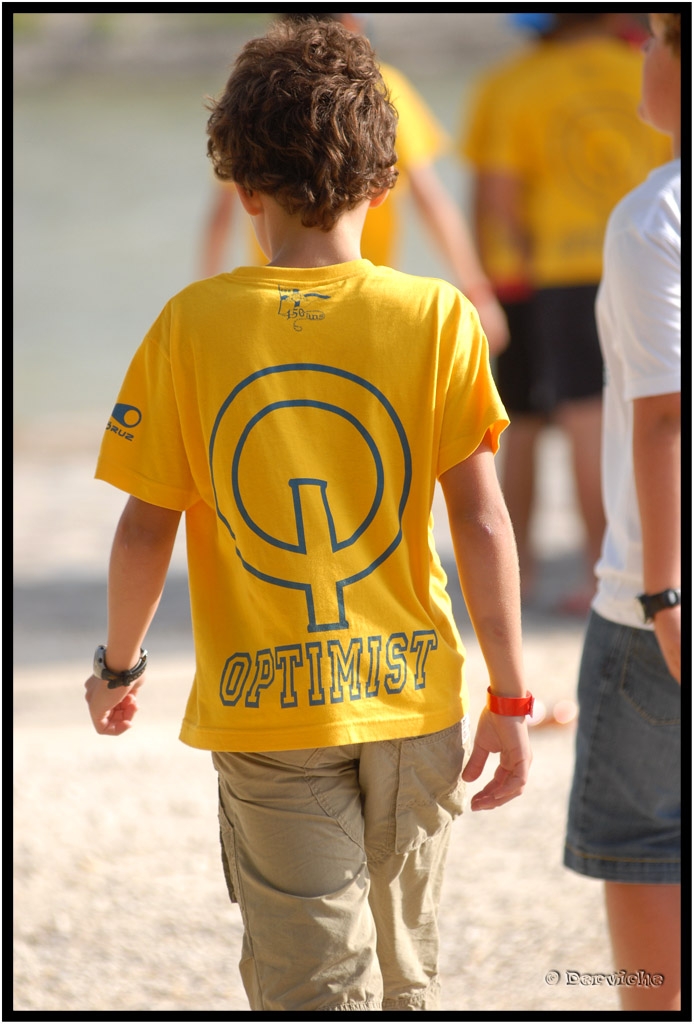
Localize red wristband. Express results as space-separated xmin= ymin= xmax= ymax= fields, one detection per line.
xmin=493 ymin=280 xmax=534 ymax=304
xmin=486 ymin=687 xmax=534 ymax=717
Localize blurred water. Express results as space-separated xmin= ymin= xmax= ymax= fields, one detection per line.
xmin=14 ymin=75 xmax=220 ymax=432
xmin=14 ymin=69 xmax=477 ymax=435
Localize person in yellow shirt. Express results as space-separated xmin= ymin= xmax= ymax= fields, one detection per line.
xmin=85 ymin=17 xmax=531 ymax=1012
xmin=460 ymin=12 xmax=672 ymax=611
xmin=200 ymin=12 xmax=509 ymax=354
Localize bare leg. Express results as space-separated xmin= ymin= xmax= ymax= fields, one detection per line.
xmin=604 ymin=881 xmax=681 ymax=1011
xmin=554 ymin=396 xmax=605 ymax=604
xmin=498 ymin=415 xmax=545 ymax=599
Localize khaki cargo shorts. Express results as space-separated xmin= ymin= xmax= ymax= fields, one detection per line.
xmin=213 ymin=719 xmax=469 ymax=1012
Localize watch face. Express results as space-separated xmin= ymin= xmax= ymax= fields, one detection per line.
xmin=93 ymin=645 xmax=108 ymax=678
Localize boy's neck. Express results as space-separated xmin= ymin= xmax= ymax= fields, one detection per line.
xmin=247 ymin=189 xmax=371 ymax=269
xmin=266 ymin=228 xmax=364 ymax=269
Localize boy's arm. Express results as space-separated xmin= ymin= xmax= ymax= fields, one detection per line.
xmin=633 ymin=391 xmax=681 ymax=682
xmin=84 ymin=496 xmax=182 ymax=735
xmin=439 ymin=438 xmax=531 ymax=810
xmin=407 ymin=162 xmax=510 ymax=356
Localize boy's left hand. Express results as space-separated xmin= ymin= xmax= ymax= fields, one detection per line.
xmin=462 ymin=707 xmax=531 ymax=810
xmin=84 ymin=676 xmax=142 ymax=735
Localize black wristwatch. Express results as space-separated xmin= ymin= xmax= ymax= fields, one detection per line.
xmin=636 ymin=589 xmax=681 ymax=623
xmin=93 ymin=645 xmax=148 ymax=688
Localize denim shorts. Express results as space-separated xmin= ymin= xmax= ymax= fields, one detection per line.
xmin=564 ymin=611 xmax=681 ymax=884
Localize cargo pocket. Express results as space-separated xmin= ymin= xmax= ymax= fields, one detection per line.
xmin=394 ymin=721 xmax=467 ymax=855
xmin=217 ymin=783 xmax=240 ymax=905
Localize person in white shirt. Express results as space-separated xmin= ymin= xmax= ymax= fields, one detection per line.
xmin=564 ymin=12 xmax=681 ymax=1013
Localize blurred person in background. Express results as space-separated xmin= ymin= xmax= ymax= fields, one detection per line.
xmin=564 ymin=11 xmax=681 ymax=1011
xmin=459 ymin=12 xmax=673 ymax=612
xmin=200 ymin=11 xmax=509 ymax=354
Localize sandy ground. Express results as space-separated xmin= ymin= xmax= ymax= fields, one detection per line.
xmin=13 ymin=422 xmax=624 ymax=1016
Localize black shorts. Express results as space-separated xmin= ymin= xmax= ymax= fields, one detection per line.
xmin=495 ymin=285 xmax=604 ymax=416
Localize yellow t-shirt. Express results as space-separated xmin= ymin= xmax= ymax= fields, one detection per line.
xmin=237 ymin=62 xmax=449 ymax=269
xmin=361 ymin=63 xmax=449 ymax=266
xmin=460 ymin=37 xmax=672 ymax=287
xmin=460 ymin=43 xmax=546 ymax=285
xmin=96 ymin=261 xmax=507 ymax=752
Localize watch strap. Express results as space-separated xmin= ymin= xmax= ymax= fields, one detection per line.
xmin=637 ymin=588 xmax=681 ymax=622
xmin=93 ymin=645 xmax=148 ymax=688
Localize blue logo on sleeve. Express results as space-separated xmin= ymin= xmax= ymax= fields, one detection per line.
xmin=106 ymin=403 xmax=142 ymax=441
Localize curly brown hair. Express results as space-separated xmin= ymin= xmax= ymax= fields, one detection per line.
xmin=206 ymin=19 xmax=398 ymax=231
xmin=652 ymin=12 xmax=681 ymax=55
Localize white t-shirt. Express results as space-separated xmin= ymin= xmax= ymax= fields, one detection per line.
xmin=592 ymin=159 xmax=681 ymax=629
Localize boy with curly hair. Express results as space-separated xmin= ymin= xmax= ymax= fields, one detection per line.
xmin=85 ymin=19 xmax=531 ymax=1012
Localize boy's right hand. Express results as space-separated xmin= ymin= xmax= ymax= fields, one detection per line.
xmin=462 ymin=707 xmax=531 ymax=811
xmin=84 ymin=676 xmax=142 ymax=736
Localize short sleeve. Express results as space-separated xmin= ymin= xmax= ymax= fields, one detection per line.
xmin=95 ymin=305 xmax=199 ymax=510
xmin=460 ymin=74 xmax=501 ymax=168
xmin=604 ymin=207 xmax=680 ymax=401
xmin=437 ymin=298 xmax=509 ymax=477
xmin=458 ymin=49 xmax=535 ymax=175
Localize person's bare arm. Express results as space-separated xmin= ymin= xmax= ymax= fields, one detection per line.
xmin=472 ymin=170 xmax=534 ymax=302
xmin=200 ymin=186 xmax=236 ymax=278
xmin=439 ymin=439 xmax=531 ymax=809
xmin=84 ymin=496 xmax=182 ymax=734
xmin=408 ymin=162 xmax=509 ymax=355
xmin=633 ymin=391 xmax=681 ymax=682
